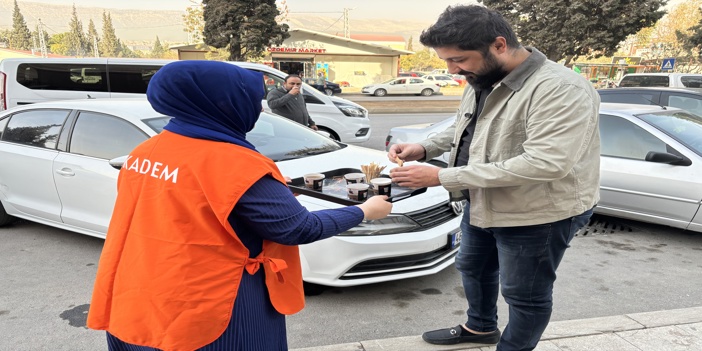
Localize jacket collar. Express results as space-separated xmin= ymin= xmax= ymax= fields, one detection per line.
xmin=500 ymin=47 xmax=547 ymax=92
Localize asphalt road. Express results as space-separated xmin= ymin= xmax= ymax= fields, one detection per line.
xmin=1 ymin=112 xmax=701 ymax=350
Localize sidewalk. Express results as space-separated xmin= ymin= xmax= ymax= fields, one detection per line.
xmin=291 ymin=306 xmax=702 ymax=351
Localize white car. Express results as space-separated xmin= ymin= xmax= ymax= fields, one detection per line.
xmin=385 ymin=103 xmax=702 ymax=233
xmin=0 ymin=99 xmax=463 ymax=287
xmin=361 ymin=77 xmax=439 ymax=97
xmin=423 ymin=74 xmax=461 ymax=87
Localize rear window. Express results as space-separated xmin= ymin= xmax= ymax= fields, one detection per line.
xmin=599 ymin=92 xmax=656 ymax=105
xmin=618 ymin=75 xmax=669 ymax=88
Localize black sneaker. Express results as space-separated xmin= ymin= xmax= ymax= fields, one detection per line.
xmin=421 ymin=324 xmax=501 ymax=345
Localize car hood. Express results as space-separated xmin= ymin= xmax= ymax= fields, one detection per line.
xmin=275 ymin=145 xmax=451 ymax=213
xmin=328 ymin=95 xmax=366 ymax=109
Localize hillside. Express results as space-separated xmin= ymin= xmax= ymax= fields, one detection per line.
xmin=0 ymin=1 xmax=432 ymax=47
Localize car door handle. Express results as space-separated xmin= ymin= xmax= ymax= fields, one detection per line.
xmin=55 ymin=168 xmax=75 ymax=177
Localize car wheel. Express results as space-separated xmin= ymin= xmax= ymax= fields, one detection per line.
xmin=324 ymin=88 xmax=334 ymax=96
xmin=316 ymin=127 xmax=340 ymax=141
xmin=374 ymin=89 xmax=387 ymax=97
xmin=0 ymin=201 xmax=16 ymax=227
xmin=303 ymin=282 xmax=329 ymax=296
xmin=421 ymin=88 xmax=434 ymax=96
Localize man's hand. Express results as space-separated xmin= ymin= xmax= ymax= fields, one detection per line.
xmin=310 ymin=124 xmax=319 ymax=131
xmin=387 ymin=143 xmax=427 ymax=164
xmin=389 ymin=165 xmax=441 ymax=188
xmin=289 ymin=86 xmax=301 ymax=95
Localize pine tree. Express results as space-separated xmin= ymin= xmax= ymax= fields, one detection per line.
xmin=86 ymin=19 xmax=100 ymax=57
xmin=151 ymin=36 xmax=164 ymax=58
xmin=67 ymin=4 xmax=87 ymax=56
xmin=202 ymin=0 xmax=290 ymax=61
xmin=9 ymin=0 xmax=32 ymax=50
xmin=407 ymin=35 xmax=413 ymax=51
xmin=99 ymin=11 xmax=119 ymax=57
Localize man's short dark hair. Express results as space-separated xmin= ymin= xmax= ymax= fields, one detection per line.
xmin=284 ymin=74 xmax=301 ymax=83
xmin=419 ymin=5 xmax=520 ymax=53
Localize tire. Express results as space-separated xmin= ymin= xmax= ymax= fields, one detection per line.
xmin=421 ymin=88 xmax=434 ymax=96
xmin=324 ymin=88 xmax=334 ymax=96
xmin=374 ymin=89 xmax=387 ymax=97
xmin=0 ymin=201 xmax=16 ymax=227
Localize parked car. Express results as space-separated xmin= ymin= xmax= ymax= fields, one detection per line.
xmin=598 ymin=87 xmax=702 ymax=117
xmin=0 ymin=58 xmax=369 ymax=144
xmin=451 ymin=74 xmax=468 ymax=86
xmin=618 ymin=73 xmax=702 ymax=92
xmin=303 ymin=78 xmax=343 ymax=96
xmin=398 ymin=72 xmax=422 ymax=77
xmin=361 ymin=77 xmax=439 ymax=97
xmin=0 ymin=99 xmax=463 ymax=287
xmin=385 ymin=103 xmax=702 ymax=233
xmin=423 ymin=74 xmax=461 ymax=87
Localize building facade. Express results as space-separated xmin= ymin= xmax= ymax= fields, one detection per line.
xmin=171 ymin=29 xmax=413 ymax=87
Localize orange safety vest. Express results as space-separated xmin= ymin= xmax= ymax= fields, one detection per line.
xmin=87 ymin=130 xmax=305 ymax=351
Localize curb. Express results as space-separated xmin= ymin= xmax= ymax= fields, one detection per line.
xmin=290 ymin=306 xmax=702 ymax=351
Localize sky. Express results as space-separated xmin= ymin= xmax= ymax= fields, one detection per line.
xmin=23 ymin=0 xmax=476 ymax=21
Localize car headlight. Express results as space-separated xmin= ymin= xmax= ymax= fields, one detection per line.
xmin=333 ymin=101 xmax=367 ymax=118
xmin=338 ymin=214 xmax=420 ymax=235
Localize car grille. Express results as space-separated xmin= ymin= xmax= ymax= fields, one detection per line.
xmin=340 ymin=245 xmax=458 ymax=280
xmin=406 ymin=200 xmax=459 ymax=230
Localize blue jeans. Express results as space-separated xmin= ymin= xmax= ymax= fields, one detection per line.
xmin=456 ymin=207 xmax=593 ymax=351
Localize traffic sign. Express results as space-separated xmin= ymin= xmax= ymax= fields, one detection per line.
xmin=661 ymin=58 xmax=676 ymax=71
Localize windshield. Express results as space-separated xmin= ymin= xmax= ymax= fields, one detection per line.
xmin=637 ymin=110 xmax=702 ymax=156
xmin=143 ymin=113 xmax=342 ymax=161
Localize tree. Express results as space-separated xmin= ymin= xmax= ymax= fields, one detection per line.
xmin=202 ymin=0 xmax=290 ymax=61
xmin=478 ymin=0 xmax=666 ymax=65
xmin=182 ymin=0 xmax=204 ymax=44
xmin=400 ymin=48 xmax=448 ymax=72
xmin=9 ymin=0 xmax=32 ymax=50
xmin=152 ymin=36 xmax=165 ymax=58
xmin=48 ymin=32 xmax=70 ymax=56
xmin=86 ymin=19 xmax=100 ymax=57
xmin=406 ymin=35 xmax=414 ymax=51
xmin=67 ymin=4 xmax=87 ymax=56
xmin=100 ymin=11 xmax=119 ymax=57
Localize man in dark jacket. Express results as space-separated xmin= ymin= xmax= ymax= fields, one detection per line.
xmin=266 ymin=74 xmax=318 ymax=130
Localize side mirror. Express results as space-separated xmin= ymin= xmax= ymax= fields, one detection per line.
xmin=645 ymin=151 xmax=691 ymax=166
xmin=109 ymin=155 xmax=128 ymax=170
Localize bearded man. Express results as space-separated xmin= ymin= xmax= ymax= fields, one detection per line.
xmin=387 ymin=5 xmax=601 ymax=351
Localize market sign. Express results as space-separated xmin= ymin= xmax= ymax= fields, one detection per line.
xmin=268 ymin=47 xmax=327 ymax=53
xmin=611 ymin=56 xmax=642 ymax=65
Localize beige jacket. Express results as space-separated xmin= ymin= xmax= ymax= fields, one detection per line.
xmin=419 ymin=48 xmax=600 ymax=228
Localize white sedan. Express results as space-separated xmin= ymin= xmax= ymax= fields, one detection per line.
xmin=385 ymin=103 xmax=702 ymax=233
xmin=423 ymin=74 xmax=461 ymax=87
xmin=0 ymin=99 xmax=463 ymax=288
xmin=361 ymin=77 xmax=439 ymax=97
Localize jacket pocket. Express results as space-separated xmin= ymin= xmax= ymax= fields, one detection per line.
xmin=488 ymin=183 xmax=553 ymax=213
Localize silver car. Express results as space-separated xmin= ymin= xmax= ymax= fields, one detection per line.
xmin=385 ymin=103 xmax=702 ymax=233
xmin=361 ymin=77 xmax=440 ymax=97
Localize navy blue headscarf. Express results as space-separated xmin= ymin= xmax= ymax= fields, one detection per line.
xmin=146 ymin=60 xmax=265 ymax=150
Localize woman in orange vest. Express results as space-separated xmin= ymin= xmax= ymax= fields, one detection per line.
xmin=87 ymin=60 xmax=392 ymax=351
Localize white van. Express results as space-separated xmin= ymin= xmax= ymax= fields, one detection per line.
xmin=0 ymin=58 xmax=370 ymax=143
xmin=618 ymin=73 xmax=702 ymax=92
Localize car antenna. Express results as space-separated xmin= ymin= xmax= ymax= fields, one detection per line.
xmin=87 ymin=94 xmax=94 ymax=99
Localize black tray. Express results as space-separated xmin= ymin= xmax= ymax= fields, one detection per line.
xmin=288 ymin=168 xmax=426 ymax=205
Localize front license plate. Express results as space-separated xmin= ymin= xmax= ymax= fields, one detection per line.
xmin=449 ymin=230 xmax=462 ymax=249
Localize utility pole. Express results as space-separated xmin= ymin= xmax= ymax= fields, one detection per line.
xmin=37 ymin=19 xmax=48 ymax=58
xmin=343 ymin=8 xmax=353 ymax=38
xmin=93 ymin=36 xmax=99 ymax=57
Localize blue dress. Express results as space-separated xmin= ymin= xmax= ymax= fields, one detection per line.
xmin=106 ymin=175 xmax=364 ymax=351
